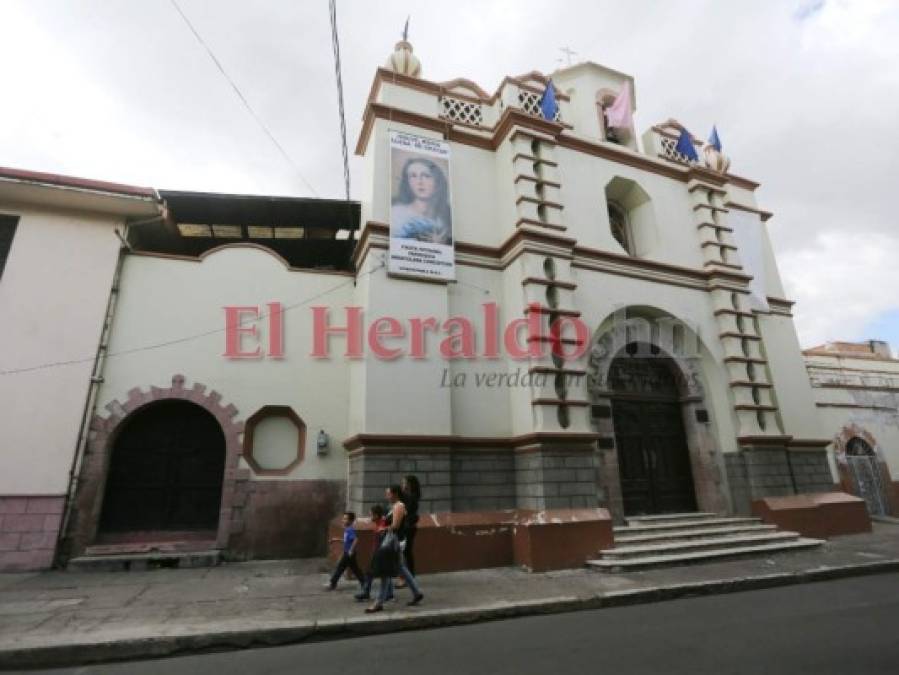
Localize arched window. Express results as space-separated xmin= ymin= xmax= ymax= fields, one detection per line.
xmin=846 ymin=437 xmax=874 ymax=456
xmin=595 ymin=91 xmax=621 ymax=144
xmin=608 ymin=201 xmax=632 ymax=254
xmin=604 ymin=177 xmax=656 ymax=258
xmin=844 ymin=435 xmax=888 ymax=516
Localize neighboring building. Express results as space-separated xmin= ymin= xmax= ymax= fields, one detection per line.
xmin=803 ymin=341 xmax=899 ymax=517
xmin=62 ymin=190 xmax=360 ymax=563
xmin=1 ymin=40 xmax=889 ymax=572
xmin=0 ymin=167 xmax=159 ymax=571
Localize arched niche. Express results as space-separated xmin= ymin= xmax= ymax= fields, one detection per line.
xmin=604 ymin=177 xmax=658 ymax=258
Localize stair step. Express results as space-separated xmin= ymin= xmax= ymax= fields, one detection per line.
xmin=614 ymin=524 xmax=778 ymax=545
xmin=625 ymin=512 xmax=718 ymax=524
xmin=614 ymin=517 xmax=762 ymax=534
xmin=587 ymin=538 xmax=825 ymax=571
xmin=601 ymin=531 xmax=800 ymax=559
xmin=68 ymin=549 xmax=221 ymax=572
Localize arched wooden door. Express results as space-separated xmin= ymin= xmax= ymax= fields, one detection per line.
xmin=610 ymin=347 xmax=697 ymax=516
xmin=99 ymin=400 xmax=226 ymax=534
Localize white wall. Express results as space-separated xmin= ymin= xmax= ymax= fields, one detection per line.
xmin=0 ymin=206 xmax=122 ymax=494
xmin=96 ymin=248 xmax=355 ymax=481
xmin=759 ymin=315 xmax=823 ymax=439
xmin=806 ymin=352 xmax=899 ymax=482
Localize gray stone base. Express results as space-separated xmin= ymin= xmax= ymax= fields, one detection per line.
xmin=514 ymin=450 xmax=598 ymax=510
xmin=725 ymin=445 xmax=835 ymax=515
xmin=346 ymin=436 xmax=601 ymax=515
xmin=347 ymin=450 xmax=452 ymax=516
xmin=790 ymin=450 xmax=835 ymax=494
xmin=452 ymin=452 xmax=516 ymax=511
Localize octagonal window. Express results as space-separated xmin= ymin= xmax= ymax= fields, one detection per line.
xmin=243 ymin=406 xmax=306 ymax=475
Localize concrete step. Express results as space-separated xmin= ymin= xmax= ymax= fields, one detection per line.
xmin=614 ymin=517 xmax=762 ymax=534
xmin=68 ymin=549 xmax=221 ymax=572
xmin=587 ymin=538 xmax=825 ymax=571
xmin=614 ymin=523 xmax=779 ymax=545
xmin=625 ymin=512 xmax=718 ymax=524
xmin=600 ymin=531 xmax=801 ymax=559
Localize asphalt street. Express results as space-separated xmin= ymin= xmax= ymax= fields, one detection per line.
xmin=40 ymin=572 xmax=899 ymax=675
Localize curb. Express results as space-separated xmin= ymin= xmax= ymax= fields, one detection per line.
xmin=3 ymin=559 xmax=898 ymax=670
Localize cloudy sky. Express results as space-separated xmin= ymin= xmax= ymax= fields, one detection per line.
xmin=1 ymin=0 xmax=897 ymax=350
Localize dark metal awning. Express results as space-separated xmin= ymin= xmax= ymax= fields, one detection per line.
xmin=131 ymin=190 xmax=361 ymax=271
xmin=158 ymin=190 xmax=359 ymax=233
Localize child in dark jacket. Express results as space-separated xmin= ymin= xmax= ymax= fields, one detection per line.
xmin=326 ymin=511 xmax=364 ymax=591
xmin=355 ymin=505 xmax=389 ymax=601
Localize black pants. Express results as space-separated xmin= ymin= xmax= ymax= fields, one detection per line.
xmin=405 ymin=527 xmax=417 ymax=576
xmin=329 ymin=552 xmax=364 ymax=588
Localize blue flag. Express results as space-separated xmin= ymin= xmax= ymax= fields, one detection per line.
xmin=675 ymin=128 xmax=699 ymax=162
xmin=540 ymin=80 xmax=558 ymax=121
xmin=708 ymin=125 xmax=722 ymax=152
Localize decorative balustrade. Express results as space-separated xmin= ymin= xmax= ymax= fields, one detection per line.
xmin=517 ymin=88 xmax=561 ymax=122
xmin=439 ymin=95 xmax=484 ymax=127
xmin=659 ymin=135 xmax=697 ymax=164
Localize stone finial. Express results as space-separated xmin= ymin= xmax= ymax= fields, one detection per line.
xmin=703 ymin=145 xmax=731 ymax=174
xmin=387 ymin=39 xmax=421 ymax=77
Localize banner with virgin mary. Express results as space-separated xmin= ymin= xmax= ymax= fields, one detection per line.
xmin=388 ymin=130 xmax=455 ymax=280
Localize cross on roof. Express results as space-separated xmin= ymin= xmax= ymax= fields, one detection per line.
xmin=559 ymin=46 xmax=578 ymax=66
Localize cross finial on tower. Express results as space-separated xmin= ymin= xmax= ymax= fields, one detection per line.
xmin=402 ymin=16 xmax=410 ymax=42
xmin=559 ymin=46 xmax=577 ymax=66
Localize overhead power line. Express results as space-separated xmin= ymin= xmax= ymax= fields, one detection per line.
xmin=328 ymin=0 xmax=351 ymax=201
xmin=169 ymin=0 xmax=320 ymax=197
xmin=0 ymin=259 xmax=385 ymax=377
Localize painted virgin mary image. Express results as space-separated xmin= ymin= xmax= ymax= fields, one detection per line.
xmin=391 ymin=157 xmax=452 ymax=246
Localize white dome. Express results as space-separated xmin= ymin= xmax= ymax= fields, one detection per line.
xmin=387 ymin=40 xmax=421 ymax=78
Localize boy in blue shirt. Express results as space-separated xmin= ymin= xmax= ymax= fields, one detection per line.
xmin=326 ymin=511 xmax=364 ymax=591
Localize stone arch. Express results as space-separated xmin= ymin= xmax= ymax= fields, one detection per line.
xmin=833 ymin=424 xmax=894 ymax=516
xmin=65 ymin=374 xmax=245 ymax=560
xmin=585 ymin=306 xmax=726 ymax=520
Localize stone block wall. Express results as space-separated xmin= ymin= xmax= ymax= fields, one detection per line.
xmin=726 ymin=448 xmax=795 ymax=515
xmin=725 ymin=446 xmax=834 ymax=515
xmin=451 ymin=452 xmax=516 ymax=511
xmin=789 ymin=450 xmax=836 ymax=494
xmin=347 ymin=451 xmax=454 ymax=516
xmin=724 ymin=453 xmax=751 ymax=515
xmin=515 ymin=451 xmax=599 ymax=510
xmin=347 ymin=445 xmax=599 ymax=515
xmin=0 ymin=495 xmax=64 ymax=571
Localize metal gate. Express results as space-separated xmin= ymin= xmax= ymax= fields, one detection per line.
xmin=846 ymin=437 xmax=887 ymax=517
xmin=98 ymin=400 xmax=226 ymax=533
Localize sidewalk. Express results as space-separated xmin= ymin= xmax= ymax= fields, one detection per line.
xmin=2 ymin=522 xmax=898 ymax=669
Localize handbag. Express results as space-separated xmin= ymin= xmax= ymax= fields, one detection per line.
xmin=380 ymin=529 xmax=399 ymax=552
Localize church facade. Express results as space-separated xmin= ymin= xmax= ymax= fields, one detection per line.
xmin=0 ymin=42 xmax=894 ymax=572
xmin=344 ymin=43 xmax=835 ymax=522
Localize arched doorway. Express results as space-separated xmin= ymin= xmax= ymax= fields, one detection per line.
xmin=609 ymin=343 xmax=697 ymax=515
xmin=98 ymin=400 xmax=226 ymax=535
xmin=845 ymin=437 xmax=888 ymax=516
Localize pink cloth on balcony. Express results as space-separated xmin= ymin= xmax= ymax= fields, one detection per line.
xmin=604 ymin=81 xmax=633 ymax=130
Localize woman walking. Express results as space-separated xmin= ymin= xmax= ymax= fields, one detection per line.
xmin=401 ymin=475 xmax=421 ymax=576
xmin=366 ymin=485 xmax=424 ymax=613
